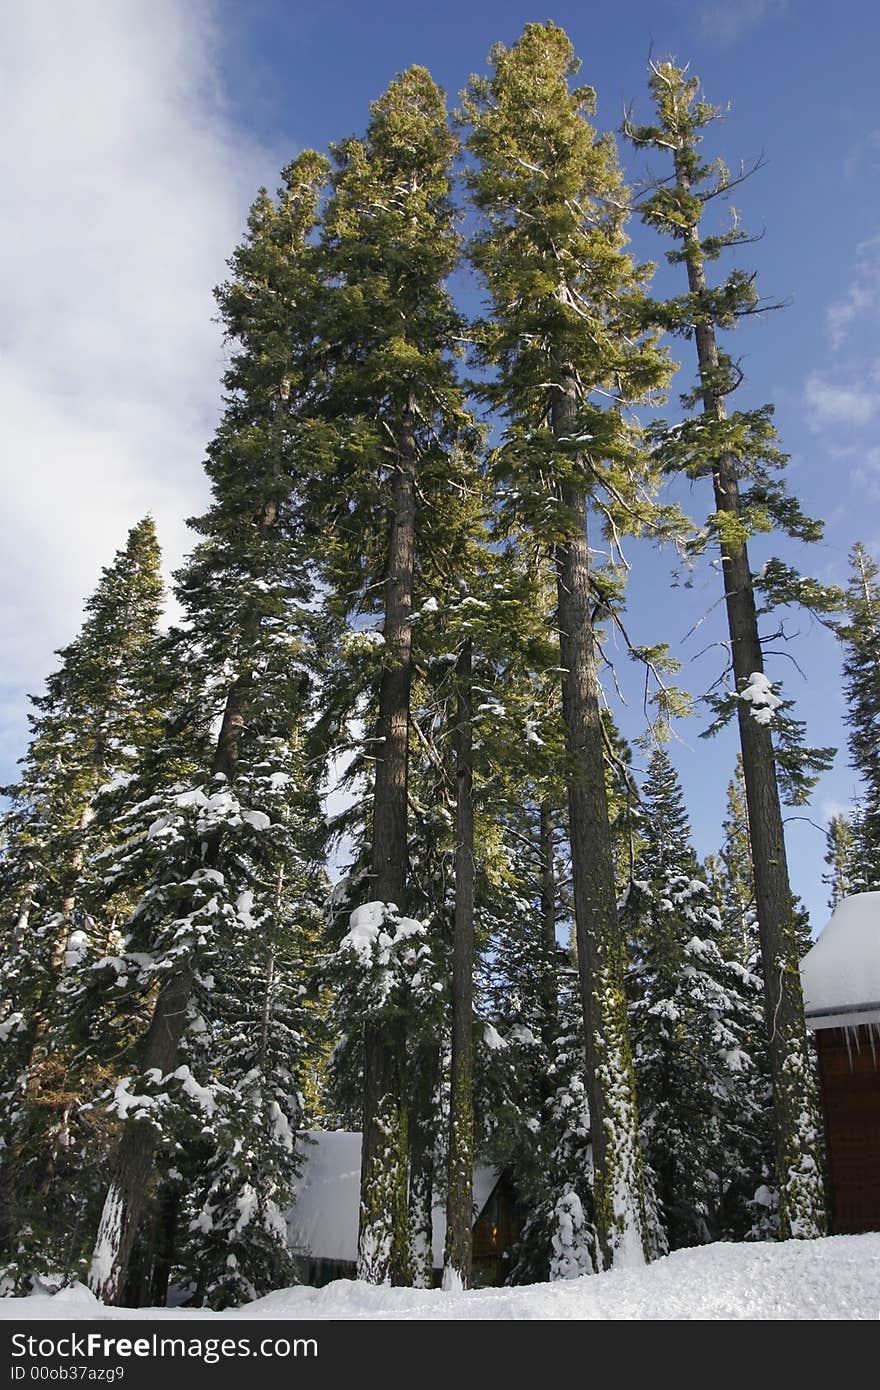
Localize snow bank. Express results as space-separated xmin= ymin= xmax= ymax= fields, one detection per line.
xmin=2 ymin=1235 xmax=878 ymax=1320
xmin=801 ymin=892 xmax=880 ymax=1027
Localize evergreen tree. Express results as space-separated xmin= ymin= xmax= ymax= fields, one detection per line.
xmin=837 ymin=543 xmax=880 ymax=890
xmin=0 ymin=518 xmax=166 ymax=1288
xmin=318 ymin=66 xmax=477 ymax=1284
xmin=462 ymin=21 xmax=673 ymax=1268
xmin=823 ymin=813 xmax=858 ymax=911
xmin=439 ymin=552 xmax=553 ymax=1291
xmin=480 ymin=942 xmax=597 ymax=1284
xmin=87 ymin=151 xmax=330 ymax=1305
xmin=717 ymin=756 xmax=760 ymax=967
xmin=442 ymin=630 xmax=474 ymax=1290
xmin=624 ymin=745 xmax=765 ymax=1249
xmin=625 ymin=61 xmax=832 ymax=1238
xmin=174 ymin=836 xmax=328 ymax=1308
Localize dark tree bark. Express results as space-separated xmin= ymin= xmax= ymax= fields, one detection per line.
xmin=674 ymin=153 xmax=826 ymax=1239
xmin=88 ymin=962 xmax=195 ymax=1304
xmin=552 ymin=372 xmax=647 ymax=1269
xmin=408 ymin=1041 xmax=440 ymax=1288
xmin=149 ymin=1184 xmax=181 ymax=1307
xmin=358 ymin=400 xmax=416 ymax=1285
xmin=538 ymin=801 xmax=558 ymax=1051
xmin=444 ymin=639 xmax=475 ymax=1290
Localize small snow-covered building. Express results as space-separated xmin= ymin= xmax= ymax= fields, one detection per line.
xmin=801 ymin=892 xmax=880 ymax=1234
xmin=286 ymin=1130 xmax=516 ymax=1287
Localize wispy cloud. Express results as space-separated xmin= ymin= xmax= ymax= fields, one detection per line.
xmin=827 ymin=233 xmax=880 ymax=349
xmin=804 ymin=373 xmax=878 ymax=430
xmin=0 ymin=1 xmax=281 ymax=774
xmin=843 ymin=128 xmax=880 ymax=181
xmin=694 ymin=0 xmax=789 ymax=48
xmin=850 ymin=445 xmax=880 ymax=501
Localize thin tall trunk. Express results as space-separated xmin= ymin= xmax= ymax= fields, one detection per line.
xmin=444 ymin=639 xmax=474 ymax=1290
xmin=258 ymin=867 xmax=282 ymax=1072
xmin=12 ymin=885 xmax=33 ymax=949
xmin=853 ymin=547 xmax=879 ymax=634
xmin=553 ymin=371 xmax=648 ymax=1270
xmin=408 ymin=1042 xmax=440 ymax=1288
xmin=88 ymin=959 xmax=196 ymax=1303
xmin=538 ymin=801 xmax=558 ymax=1051
xmin=674 ymin=153 xmax=826 ymax=1240
xmin=149 ymin=1185 xmax=181 ymax=1307
xmin=358 ymin=399 xmax=416 ymax=1286
xmin=259 ymin=946 xmax=276 ymax=1072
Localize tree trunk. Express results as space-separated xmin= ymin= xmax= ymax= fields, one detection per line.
xmin=675 ymin=154 xmax=826 ymax=1239
xmin=538 ymin=801 xmax=558 ymax=1051
xmin=149 ymin=1184 xmax=181 ymax=1307
xmin=358 ymin=399 xmax=416 ymax=1286
xmin=12 ymin=884 xmax=33 ymax=949
xmin=258 ymin=944 xmax=276 ymax=1070
xmin=408 ymin=1042 xmax=440 ymax=1288
xmin=553 ymin=372 xmax=648 ymax=1270
xmin=88 ymin=961 xmax=195 ymax=1304
xmin=54 ymin=809 xmax=92 ymax=968
xmin=444 ymin=639 xmax=474 ymax=1290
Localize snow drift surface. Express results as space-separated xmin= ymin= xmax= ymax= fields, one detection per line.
xmin=2 ymin=1235 xmax=879 ymax=1320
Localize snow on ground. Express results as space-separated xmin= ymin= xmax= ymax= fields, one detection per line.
xmin=2 ymin=1235 xmax=879 ymax=1320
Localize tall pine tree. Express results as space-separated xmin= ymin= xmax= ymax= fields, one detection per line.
xmin=823 ymin=813 xmax=858 ymax=909
xmin=625 ymin=61 xmax=830 ymax=1238
xmin=624 ymin=744 xmax=766 ymax=1249
xmin=87 ymin=151 xmax=330 ymax=1304
xmin=462 ymin=22 xmax=672 ymax=1268
xmin=0 ymin=518 xmax=165 ymax=1288
xmin=836 ymin=543 xmax=880 ymax=890
xmin=318 ymin=66 xmax=477 ymax=1284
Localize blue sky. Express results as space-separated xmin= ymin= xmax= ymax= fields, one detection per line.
xmin=2 ymin=0 xmax=879 ymax=928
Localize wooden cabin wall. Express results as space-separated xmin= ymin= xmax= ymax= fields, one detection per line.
xmin=815 ymin=1024 xmax=880 ymax=1235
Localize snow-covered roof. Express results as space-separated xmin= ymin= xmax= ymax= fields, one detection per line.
xmin=801 ymin=892 xmax=880 ymax=1030
xmin=286 ymin=1130 xmax=500 ymax=1268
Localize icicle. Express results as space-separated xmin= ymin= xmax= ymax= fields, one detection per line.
xmin=868 ymin=1022 xmax=877 ymax=1069
xmin=844 ymin=1025 xmax=853 ymax=1071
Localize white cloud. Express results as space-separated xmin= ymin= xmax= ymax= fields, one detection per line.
xmin=803 ymin=373 xmax=877 ymax=430
xmin=0 ymin=1 xmax=283 ymax=774
xmin=694 ymin=0 xmax=788 ymax=47
xmin=843 ymin=129 xmax=880 ymax=182
xmin=851 ymin=445 xmax=880 ymax=501
xmin=826 ymin=233 xmax=880 ymax=349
